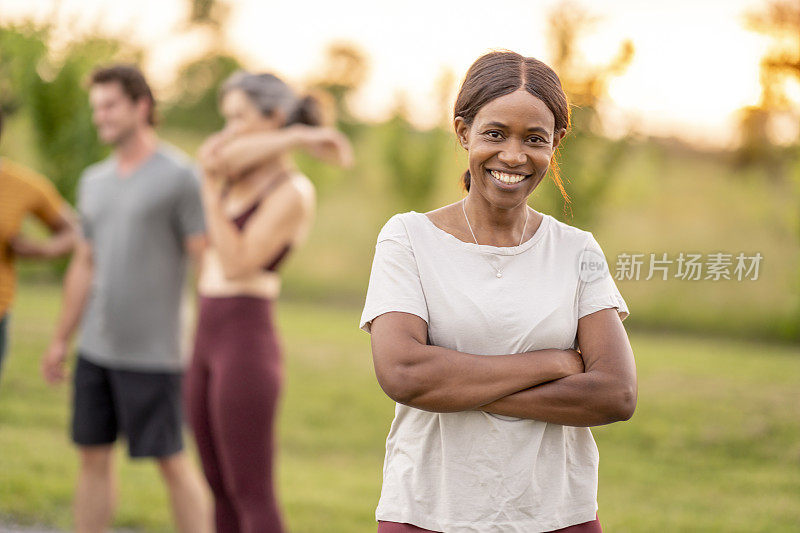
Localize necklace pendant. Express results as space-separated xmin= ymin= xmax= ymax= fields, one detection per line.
xmin=496 ymin=272 xmax=503 ymax=278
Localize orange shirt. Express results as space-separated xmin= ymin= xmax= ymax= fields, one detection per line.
xmin=0 ymin=158 xmax=66 ymax=316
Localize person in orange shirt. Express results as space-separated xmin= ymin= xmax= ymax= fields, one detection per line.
xmin=0 ymin=108 xmax=77 ymax=382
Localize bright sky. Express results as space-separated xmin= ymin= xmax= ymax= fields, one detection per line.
xmin=2 ymin=0 xmax=774 ymax=148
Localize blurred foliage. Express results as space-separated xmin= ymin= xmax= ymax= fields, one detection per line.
xmin=160 ymin=0 xmax=239 ymax=133
xmin=0 ymin=22 xmax=138 ymax=203
xmin=188 ymin=0 xmax=231 ymax=28
xmin=547 ymin=4 xmax=634 ymax=123
xmin=310 ymin=42 xmax=369 ymax=137
xmin=738 ymin=0 xmax=800 ymax=171
xmin=160 ymin=54 xmax=241 ymax=132
xmin=538 ymin=1 xmax=635 ymax=228
xmin=0 ymin=23 xmax=47 ymax=116
xmin=741 ymin=0 xmax=800 ymax=328
xmin=383 ymin=97 xmax=448 ymax=211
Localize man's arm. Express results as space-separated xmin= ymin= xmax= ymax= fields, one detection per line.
xmin=184 ymin=233 xmax=207 ymax=287
xmin=478 ymin=308 xmax=637 ymax=426
xmin=41 ymin=238 xmax=94 ymax=384
xmin=369 ymin=311 xmax=585 ymax=412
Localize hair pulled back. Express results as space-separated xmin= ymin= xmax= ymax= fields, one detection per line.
xmin=221 ymin=71 xmax=324 ymax=127
xmin=453 ymin=51 xmax=570 ymax=201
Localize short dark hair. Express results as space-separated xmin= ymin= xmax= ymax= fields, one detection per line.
xmin=90 ymin=64 xmax=157 ymax=126
xmin=454 ymin=51 xmax=570 ymax=199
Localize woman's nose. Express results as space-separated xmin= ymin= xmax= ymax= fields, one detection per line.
xmin=497 ymin=142 xmax=527 ymax=166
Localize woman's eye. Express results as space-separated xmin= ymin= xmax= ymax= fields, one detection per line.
xmin=528 ymin=136 xmax=546 ymax=144
xmin=485 ymin=131 xmax=503 ymax=139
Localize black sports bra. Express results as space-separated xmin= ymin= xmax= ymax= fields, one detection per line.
xmin=227 ymin=175 xmax=293 ymax=272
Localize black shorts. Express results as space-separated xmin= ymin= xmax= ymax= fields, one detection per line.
xmin=71 ymin=355 xmax=184 ymax=458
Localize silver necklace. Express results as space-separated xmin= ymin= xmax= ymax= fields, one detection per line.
xmin=461 ymin=199 xmax=529 ymax=279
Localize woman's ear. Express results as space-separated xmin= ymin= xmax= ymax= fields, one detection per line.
xmin=551 ymin=128 xmax=567 ymax=150
xmin=454 ymin=116 xmax=470 ymax=150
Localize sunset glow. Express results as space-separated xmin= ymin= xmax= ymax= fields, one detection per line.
xmin=2 ymin=0 xmax=778 ymax=148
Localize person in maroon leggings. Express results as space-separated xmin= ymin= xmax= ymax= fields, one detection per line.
xmin=185 ymin=71 xmax=352 ymax=533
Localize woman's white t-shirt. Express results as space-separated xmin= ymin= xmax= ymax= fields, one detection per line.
xmin=359 ymin=211 xmax=630 ymax=533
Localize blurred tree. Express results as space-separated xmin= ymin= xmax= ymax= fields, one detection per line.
xmin=742 ymin=1 xmax=800 ymax=336
xmin=534 ymin=1 xmax=634 ymax=228
xmin=159 ymin=0 xmax=240 ymax=133
xmin=383 ymin=94 xmax=448 ymax=211
xmin=0 ymin=22 xmax=135 ymax=203
xmin=742 ymin=1 xmax=800 ymax=338
xmin=160 ymin=54 xmax=241 ymax=133
xmin=29 ymin=35 xmax=136 ymax=203
xmin=188 ymin=0 xmax=231 ymax=28
xmin=435 ymin=67 xmax=457 ymax=128
xmin=310 ymin=42 xmax=369 ymax=136
xmin=738 ymin=1 xmax=800 ymax=173
xmin=0 ymin=23 xmax=48 ymax=116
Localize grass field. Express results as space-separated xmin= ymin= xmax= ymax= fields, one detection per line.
xmin=0 ymin=282 xmax=799 ymax=532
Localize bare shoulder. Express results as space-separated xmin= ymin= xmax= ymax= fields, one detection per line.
xmin=266 ymin=172 xmax=315 ymax=216
xmin=287 ymin=172 xmax=315 ymax=205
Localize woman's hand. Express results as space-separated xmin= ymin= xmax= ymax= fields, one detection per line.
xmin=198 ymin=131 xmax=231 ymax=196
xmin=41 ymin=338 xmax=68 ymax=385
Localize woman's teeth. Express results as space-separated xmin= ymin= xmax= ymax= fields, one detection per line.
xmin=489 ymin=170 xmax=528 ymax=184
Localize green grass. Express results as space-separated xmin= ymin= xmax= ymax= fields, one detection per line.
xmin=0 ymin=282 xmax=799 ymax=532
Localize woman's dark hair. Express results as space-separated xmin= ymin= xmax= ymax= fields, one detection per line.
xmin=90 ymin=64 xmax=157 ymax=126
xmin=220 ymin=71 xmax=324 ymax=127
xmin=454 ymin=51 xmax=570 ymax=201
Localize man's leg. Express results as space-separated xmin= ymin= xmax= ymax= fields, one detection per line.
xmin=157 ymin=451 xmax=213 ymax=533
xmin=75 ymin=445 xmax=117 ymax=533
xmin=71 ymin=356 xmax=119 ymax=533
xmin=113 ymin=367 xmax=212 ymax=533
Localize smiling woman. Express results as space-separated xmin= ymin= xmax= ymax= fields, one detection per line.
xmin=454 ymin=52 xmax=570 ymax=205
xmin=360 ymin=51 xmax=636 ymax=533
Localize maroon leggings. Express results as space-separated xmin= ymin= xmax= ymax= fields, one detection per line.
xmin=185 ymin=296 xmax=284 ymax=533
xmin=378 ymin=515 xmax=602 ymax=532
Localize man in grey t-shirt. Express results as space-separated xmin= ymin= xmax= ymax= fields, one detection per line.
xmin=76 ymin=144 xmax=201 ymax=372
xmin=41 ymin=65 xmax=211 ymax=533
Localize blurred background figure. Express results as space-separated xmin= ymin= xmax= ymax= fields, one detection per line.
xmin=0 ymin=108 xmax=77 ymax=386
xmin=40 ymin=64 xmax=211 ymax=533
xmin=185 ymin=70 xmax=352 ymax=533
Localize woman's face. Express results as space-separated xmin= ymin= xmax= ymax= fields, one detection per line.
xmin=220 ymin=89 xmax=283 ymax=135
xmin=455 ymin=88 xmax=566 ymax=210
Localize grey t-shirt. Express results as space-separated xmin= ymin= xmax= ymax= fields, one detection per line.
xmin=77 ymin=144 xmax=205 ymax=372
